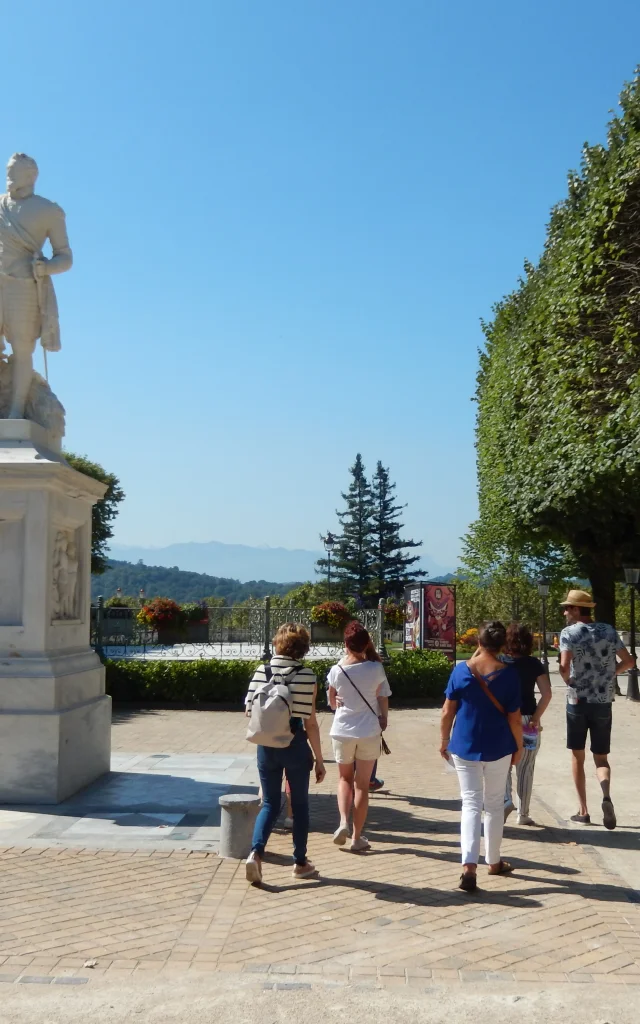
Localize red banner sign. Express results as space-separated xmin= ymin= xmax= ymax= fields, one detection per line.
xmin=423 ymin=584 xmax=456 ymax=662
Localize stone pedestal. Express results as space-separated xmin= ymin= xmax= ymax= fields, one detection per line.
xmin=218 ymin=794 xmax=261 ymax=859
xmin=0 ymin=421 xmax=111 ymax=803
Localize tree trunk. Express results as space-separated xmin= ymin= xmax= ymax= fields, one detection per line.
xmin=585 ymin=558 xmax=616 ymax=626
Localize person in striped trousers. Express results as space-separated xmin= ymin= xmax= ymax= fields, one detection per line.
xmin=503 ymin=623 xmax=552 ymax=825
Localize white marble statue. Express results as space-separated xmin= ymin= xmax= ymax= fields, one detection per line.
xmin=52 ymin=528 xmax=78 ymax=620
xmin=0 ymin=153 xmax=72 ymax=420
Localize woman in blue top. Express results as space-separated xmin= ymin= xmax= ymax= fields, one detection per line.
xmin=440 ymin=621 xmax=523 ymax=892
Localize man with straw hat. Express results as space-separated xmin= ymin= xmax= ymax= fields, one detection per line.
xmin=559 ymin=589 xmax=634 ymax=829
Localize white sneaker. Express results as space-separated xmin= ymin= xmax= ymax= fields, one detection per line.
xmin=283 ymin=817 xmax=294 ymax=830
xmin=333 ymin=824 xmax=350 ymax=846
xmin=350 ymin=836 xmax=371 ymax=853
xmin=245 ymin=851 xmax=262 ymax=884
xmin=292 ymin=861 xmax=319 ymax=879
xmin=517 ymin=814 xmax=536 ymax=826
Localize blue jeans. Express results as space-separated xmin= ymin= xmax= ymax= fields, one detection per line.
xmin=252 ymin=729 xmax=314 ymax=865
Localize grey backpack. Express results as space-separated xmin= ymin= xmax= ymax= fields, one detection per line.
xmin=246 ymin=665 xmax=297 ymax=748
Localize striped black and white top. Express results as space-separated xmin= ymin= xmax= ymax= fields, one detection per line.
xmin=245 ymin=655 xmax=317 ymax=719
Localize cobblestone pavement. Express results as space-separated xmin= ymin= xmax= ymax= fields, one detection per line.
xmin=1 ymin=694 xmax=640 ymax=988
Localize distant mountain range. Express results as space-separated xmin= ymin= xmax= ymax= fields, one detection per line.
xmin=93 ymin=558 xmax=457 ymax=605
xmin=91 ymin=560 xmax=298 ymax=604
xmin=108 ymin=539 xmax=455 ymax=585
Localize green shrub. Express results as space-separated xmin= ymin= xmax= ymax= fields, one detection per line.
xmin=105 ymin=658 xmax=259 ymax=703
xmin=313 ymin=651 xmax=450 ymax=702
xmin=305 ymin=658 xmax=334 ymax=707
xmin=105 ymin=649 xmax=451 ymax=705
xmin=387 ymin=649 xmax=451 ymax=701
xmin=104 ymin=595 xmax=140 ymax=609
xmin=182 ymin=602 xmax=209 ymax=622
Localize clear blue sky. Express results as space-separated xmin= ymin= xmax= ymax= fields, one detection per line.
xmin=5 ymin=1 xmax=640 ymax=569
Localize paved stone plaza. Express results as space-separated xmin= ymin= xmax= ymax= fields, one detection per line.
xmin=0 ymin=753 xmax=258 ymax=851
xmin=0 ymin=671 xmax=639 ymax=994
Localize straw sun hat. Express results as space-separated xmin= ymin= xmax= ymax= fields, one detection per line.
xmin=560 ymin=589 xmax=596 ymax=608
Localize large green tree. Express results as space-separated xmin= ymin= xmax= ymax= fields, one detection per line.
xmin=452 ymin=574 xmax=572 ymax=636
xmin=326 ymin=454 xmax=375 ymax=602
xmin=370 ymin=461 xmax=423 ymax=600
xmin=475 ymin=70 xmax=640 ymax=624
xmin=460 ymin=520 xmax=579 ymax=622
xmin=65 ymin=453 xmax=125 ymax=575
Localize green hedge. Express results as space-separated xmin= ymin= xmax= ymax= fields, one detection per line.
xmin=386 ymin=649 xmax=451 ymax=700
xmin=105 ymin=649 xmax=451 ymax=705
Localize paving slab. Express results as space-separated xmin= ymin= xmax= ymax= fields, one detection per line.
xmin=0 ymin=689 xmax=639 ymax=986
xmin=0 ymin=972 xmax=639 ymax=1023
xmin=0 ymin=754 xmax=258 ymax=849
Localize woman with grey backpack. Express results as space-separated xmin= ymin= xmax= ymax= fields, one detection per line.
xmin=245 ymin=622 xmax=326 ymax=884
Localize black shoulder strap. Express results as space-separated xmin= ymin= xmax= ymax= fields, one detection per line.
xmin=339 ymin=664 xmax=379 ymax=722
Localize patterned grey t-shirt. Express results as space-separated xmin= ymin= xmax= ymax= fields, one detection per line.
xmin=559 ymin=621 xmax=620 ymax=704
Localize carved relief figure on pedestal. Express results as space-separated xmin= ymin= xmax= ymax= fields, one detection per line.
xmin=64 ymin=537 xmax=79 ymax=618
xmin=52 ymin=529 xmax=78 ymax=620
xmin=0 ymin=153 xmax=71 ymax=435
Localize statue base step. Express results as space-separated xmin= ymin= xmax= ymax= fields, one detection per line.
xmin=0 ymin=416 xmax=62 ymax=453
xmin=0 ymin=697 xmax=111 ymax=805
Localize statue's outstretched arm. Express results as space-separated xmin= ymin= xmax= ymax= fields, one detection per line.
xmin=41 ymin=205 xmax=73 ymax=276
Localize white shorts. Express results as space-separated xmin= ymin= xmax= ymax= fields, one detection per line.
xmin=332 ymin=734 xmax=381 ymax=764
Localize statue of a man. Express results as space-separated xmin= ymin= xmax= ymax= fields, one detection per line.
xmin=0 ymin=153 xmax=72 ymax=419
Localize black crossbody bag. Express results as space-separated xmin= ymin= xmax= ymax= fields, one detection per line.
xmin=338 ymin=665 xmax=391 ymax=755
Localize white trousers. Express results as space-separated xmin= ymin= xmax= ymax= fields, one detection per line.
xmin=452 ymin=754 xmax=512 ymax=865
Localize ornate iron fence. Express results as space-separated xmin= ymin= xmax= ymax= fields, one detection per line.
xmin=90 ymin=598 xmax=384 ymax=661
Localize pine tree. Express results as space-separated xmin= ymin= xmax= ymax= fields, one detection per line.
xmin=331 ymin=454 xmax=375 ymax=602
xmin=370 ymin=461 xmax=423 ymax=600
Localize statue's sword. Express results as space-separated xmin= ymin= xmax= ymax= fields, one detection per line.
xmin=33 ymin=254 xmax=49 ymax=382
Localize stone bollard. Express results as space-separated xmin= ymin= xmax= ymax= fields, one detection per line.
xmin=218 ymin=793 xmax=261 ymax=859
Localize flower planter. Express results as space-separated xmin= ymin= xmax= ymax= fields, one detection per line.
xmin=310 ymin=623 xmax=345 ymax=643
xmin=156 ymin=622 xmax=209 ymax=645
xmin=103 ymin=607 xmax=135 ymax=639
xmin=157 ymin=626 xmax=188 ymax=646
xmin=186 ymin=622 xmax=209 ymax=643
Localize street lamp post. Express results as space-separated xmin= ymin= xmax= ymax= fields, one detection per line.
xmin=322 ymin=532 xmax=336 ymax=599
xmin=623 ymin=567 xmax=640 ymax=702
xmin=537 ymin=579 xmax=550 ymax=675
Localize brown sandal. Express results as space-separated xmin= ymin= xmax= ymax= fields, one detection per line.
xmin=488 ymin=860 xmax=513 ymax=875
xmin=459 ymin=872 xmax=478 ymax=892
